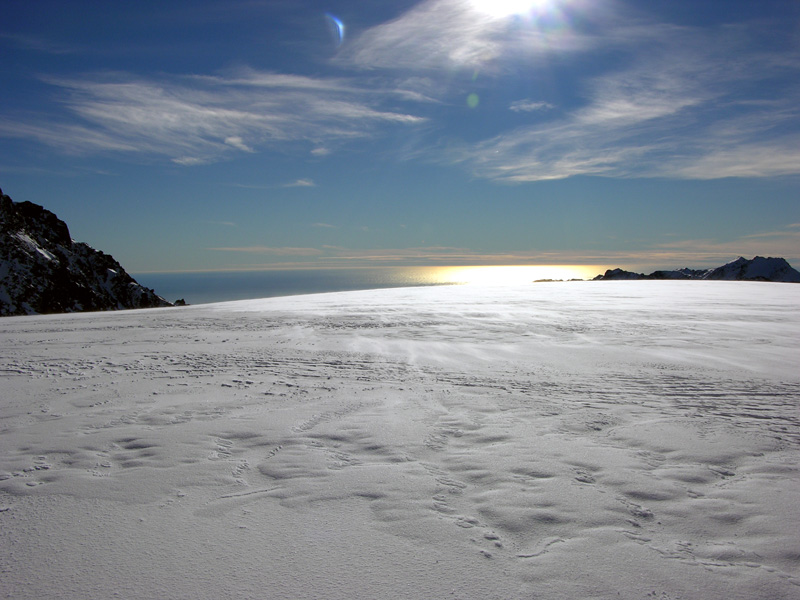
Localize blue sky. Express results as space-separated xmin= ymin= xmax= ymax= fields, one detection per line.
xmin=2 ymin=0 xmax=799 ymax=273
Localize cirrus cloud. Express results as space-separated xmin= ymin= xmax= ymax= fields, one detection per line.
xmin=284 ymin=179 xmax=316 ymax=188
xmin=208 ymin=246 xmax=324 ymax=256
xmin=0 ymin=69 xmax=427 ymax=165
xmin=443 ymin=24 xmax=800 ymax=181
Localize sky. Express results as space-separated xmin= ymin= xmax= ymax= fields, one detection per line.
xmin=1 ymin=0 xmax=799 ymax=274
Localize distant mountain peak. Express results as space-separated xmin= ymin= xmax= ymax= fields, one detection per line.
xmin=1 ymin=187 xmax=172 ymax=316
xmin=594 ymin=256 xmax=800 ymax=283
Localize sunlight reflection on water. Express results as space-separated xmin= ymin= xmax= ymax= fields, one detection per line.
xmin=136 ymin=265 xmax=610 ymax=305
xmin=428 ymin=265 xmax=608 ymax=285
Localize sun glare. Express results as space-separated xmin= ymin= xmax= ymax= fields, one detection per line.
xmin=469 ymin=0 xmax=551 ymax=19
xmin=435 ymin=265 xmax=605 ymax=286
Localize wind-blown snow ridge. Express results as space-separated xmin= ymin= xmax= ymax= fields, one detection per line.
xmin=594 ymin=256 xmax=800 ymax=282
xmin=0 ymin=188 xmax=171 ymax=316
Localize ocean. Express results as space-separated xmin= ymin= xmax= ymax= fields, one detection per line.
xmin=134 ymin=265 xmax=608 ymax=305
xmin=133 ymin=267 xmax=455 ymax=305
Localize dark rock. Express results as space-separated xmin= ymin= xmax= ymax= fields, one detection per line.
xmin=593 ymin=268 xmax=646 ymax=280
xmin=593 ymin=257 xmax=800 ymax=283
xmin=703 ymin=256 xmax=800 ymax=282
xmin=0 ymin=188 xmax=173 ymax=316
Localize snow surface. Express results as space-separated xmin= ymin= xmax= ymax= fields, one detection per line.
xmin=1 ymin=281 xmax=798 ymax=599
xmin=12 ymin=232 xmax=57 ymax=262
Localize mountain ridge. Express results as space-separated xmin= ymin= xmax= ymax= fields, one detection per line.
xmin=594 ymin=256 xmax=800 ymax=282
xmin=1 ymin=188 xmax=172 ymax=316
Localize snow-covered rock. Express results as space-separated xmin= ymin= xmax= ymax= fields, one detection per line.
xmin=703 ymin=256 xmax=800 ymax=282
xmin=0 ymin=188 xmax=172 ymax=316
xmin=594 ymin=257 xmax=800 ymax=282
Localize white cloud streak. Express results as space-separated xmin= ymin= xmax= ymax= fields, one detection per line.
xmin=333 ymin=0 xmax=800 ymax=181
xmin=0 ymin=70 xmax=427 ymax=164
xmin=652 ymin=229 xmax=800 ymax=265
xmin=206 ymin=233 xmax=800 ymax=269
xmin=224 ymin=136 xmax=254 ymax=152
xmin=445 ymin=22 xmax=800 ymax=181
xmin=337 ymin=0 xmax=595 ymax=72
xmin=284 ymin=179 xmax=316 ymax=188
xmin=3 ymin=2 xmax=799 ymax=182
xmin=208 ymin=246 xmax=324 ymax=256
xmin=509 ymin=100 xmax=554 ymax=113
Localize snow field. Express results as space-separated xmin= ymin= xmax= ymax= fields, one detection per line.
xmin=1 ymin=281 xmax=798 ymax=599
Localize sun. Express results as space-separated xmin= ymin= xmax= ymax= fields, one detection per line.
xmin=469 ymin=0 xmax=552 ymax=19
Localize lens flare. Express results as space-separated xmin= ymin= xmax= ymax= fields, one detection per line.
xmin=325 ymin=13 xmax=345 ymax=47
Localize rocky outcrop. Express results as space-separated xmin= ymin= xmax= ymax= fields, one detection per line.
xmin=594 ymin=257 xmax=800 ymax=282
xmin=703 ymin=256 xmax=800 ymax=282
xmin=593 ymin=268 xmax=647 ymax=280
xmin=0 ymin=188 xmax=172 ymax=316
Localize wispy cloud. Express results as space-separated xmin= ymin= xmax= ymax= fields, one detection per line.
xmin=4 ymin=2 xmax=799 ymax=184
xmin=224 ymin=180 xmax=316 ymax=190
xmin=0 ymin=69 xmax=426 ymax=164
xmin=208 ymin=246 xmax=324 ymax=256
xmin=209 ymin=219 xmax=800 ymax=269
xmin=0 ymin=32 xmax=80 ymax=55
xmin=284 ymin=178 xmax=316 ymax=188
xmin=0 ymin=118 xmax=139 ymax=155
xmin=337 ymin=0 xmax=596 ymax=72
xmin=224 ymin=136 xmax=254 ymax=153
xmin=650 ymin=233 xmax=800 ymax=265
xmin=336 ymin=0 xmax=800 ymax=181
xmin=509 ymin=100 xmax=554 ymax=113
xmin=206 ymin=228 xmax=800 ymax=269
xmin=314 ymin=245 xmax=536 ymax=265
xmin=444 ymin=23 xmax=800 ymax=181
